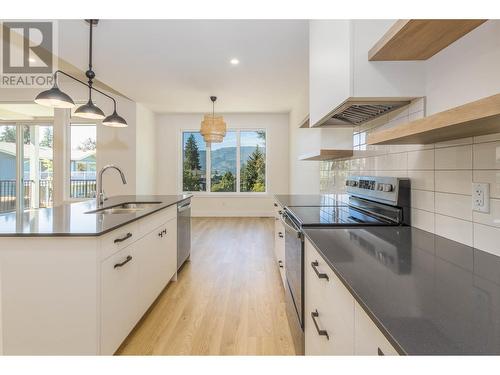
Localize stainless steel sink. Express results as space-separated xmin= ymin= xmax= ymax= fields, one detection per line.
xmin=85 ymin=201 xmax=162 ymax=214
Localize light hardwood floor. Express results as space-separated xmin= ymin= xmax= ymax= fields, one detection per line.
xmin=117 ymin=217 xmax=295 ymax=355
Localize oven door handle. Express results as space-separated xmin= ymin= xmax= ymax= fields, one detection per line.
xmin=279 ymin=214 xmax=302 ymax=238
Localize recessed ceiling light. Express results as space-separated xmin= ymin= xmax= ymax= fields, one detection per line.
xmin=230 ymin=58 xmax=240 ymax=65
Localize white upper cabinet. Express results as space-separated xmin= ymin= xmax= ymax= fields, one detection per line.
xmin=309 ymin=20 xmax=425 ymax=127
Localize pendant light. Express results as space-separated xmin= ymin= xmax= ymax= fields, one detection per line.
xmin=34 ymin=20 xmax=128 ymax=127
xmin=200 ymin=96 xmax=226 ymax=143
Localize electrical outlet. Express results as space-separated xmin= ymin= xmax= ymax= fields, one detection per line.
xmin=472 ymin=183 xmax=490 ymax=213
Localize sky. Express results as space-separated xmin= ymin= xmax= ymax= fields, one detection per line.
xmin=71 ymin=124 xmax=96 ymax=151
xmin=183 ymin=130 xmax=265 ymax=151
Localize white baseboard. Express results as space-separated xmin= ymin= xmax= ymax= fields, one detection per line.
xmin=192 ymin=210 xmax=274 ymax=217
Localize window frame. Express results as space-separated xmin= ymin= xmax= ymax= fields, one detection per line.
xmin=179 ymin=128 xmax=268 ymax=196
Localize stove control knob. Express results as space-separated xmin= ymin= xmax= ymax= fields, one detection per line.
xmin=377 ymin=183 xmax=384 ymax=191
xmin=383 ymin=184 xmax=393 ymax=192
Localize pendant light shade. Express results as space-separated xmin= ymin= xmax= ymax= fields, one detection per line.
xmin=34 ymin=83 xmax=75 ymax=109
xmin=74 ymin=99 xmax=105 ymax=120
xmin=33 ymin=20 xmax=129 ymax=128
xmin=103 ymin=110 xmax=128 ymax=127
xmin=200 ymin=96 xmax=226 ymax=143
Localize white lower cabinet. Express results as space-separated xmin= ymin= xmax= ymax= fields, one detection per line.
xmin=354 ymin=302 xmax=399 ymax=356
xmin=305 ymin=238 xmax=399 ymax=356
xmin=101 ymin=244 xmax=141 ymax=355
xmin=305 ymin=239 xmax=354 ymax=355
xmin=100 ymin=215 xmax=177 ymax=354
xmin=137 ymin=219 xmax=177 ymax=316
xmin=273 ymin=201 xmax=286 ymax=286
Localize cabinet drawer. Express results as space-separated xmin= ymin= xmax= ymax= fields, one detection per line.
xmin=100 ymin=222 xmax=139 ymax=260
xmin=354 ymin=302 xmax=399 ymax=355
xmin=137 ymin=206 xmax=176 ymax=237
xmin=100 ymin=244 xmax=140 ymax=355
xmin=305 ymin=239 xmax=354 ymax=355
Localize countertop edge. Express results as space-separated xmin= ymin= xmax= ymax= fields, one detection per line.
xmin=302 ymin=229 xmax=408 ymax=356
xmin=0 ymin=195 xmax=192 ymax=237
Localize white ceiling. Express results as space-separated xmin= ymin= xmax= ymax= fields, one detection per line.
xmin=57 ymin=20 xmax=309 ymax=113
xmin=0 ymin=103 xmax=53 ymax=120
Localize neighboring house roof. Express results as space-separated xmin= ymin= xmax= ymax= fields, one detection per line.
xmin=0 ymin=142 xmax=96 ymax=161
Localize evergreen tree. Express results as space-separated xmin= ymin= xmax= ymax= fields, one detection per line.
xmin=40 ymin=127 xmax=53 ymax=147
xmin=241 ymin=145 xmax=265 ymax=192
xmin=212 ymin=171 xmax=235 ymax=192
xmin=183 ymin=134 xmax=202 ymax=191
xmin=184 ymin=134 xmax=201 ymax=170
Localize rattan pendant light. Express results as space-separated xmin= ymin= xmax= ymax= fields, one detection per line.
xmin=200 ymin=96 xmax=226 ymax=143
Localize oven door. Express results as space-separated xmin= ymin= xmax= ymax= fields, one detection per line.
xmin=281 ymin=211 xmax=305 ymax=353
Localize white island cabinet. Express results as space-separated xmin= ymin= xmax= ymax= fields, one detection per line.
xmin=304 ymin=238 xmax=399 ymax=356
xmin=0 ymin=205 xmax=177 ymax=355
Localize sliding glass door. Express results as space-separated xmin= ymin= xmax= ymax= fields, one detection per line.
xmin=0 ymin=123 xmax=53 ymax=213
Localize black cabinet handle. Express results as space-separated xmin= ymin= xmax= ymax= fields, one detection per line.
xmin=274 ymin=203 xmax=278 ymax=207
xmin=158 ymin=232 xmax=163 ymax=238
xmin=278 ymin=210 xmax=283 ymax=215
xmin=311 ymin=310 xmax=329 ymax=340
xmin=311 ymin=261 xmax=329 ymax=281
xmin=114 ymin=232 xmax=132 ymax=243
xmin=278 ymin=260 xmax=284 ymax=268
xmin=163 ymin=229 xmax=167 ymax=235
xmin=377 ymin=348 xmax=384 ymax=356
xmin=278 ymin=232 xmax=284 ymax=238
xmin=114 ymin=255 xmax=132 ymax=269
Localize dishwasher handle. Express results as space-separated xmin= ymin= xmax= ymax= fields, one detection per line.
xmin=178 ymin=202 xmax=191 ymax=213
xmin=280 ymin=212 xmax=302 ymax=239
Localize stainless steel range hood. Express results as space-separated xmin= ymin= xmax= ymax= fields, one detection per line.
xmin=314 ymin=97 xmax=412 ymax=127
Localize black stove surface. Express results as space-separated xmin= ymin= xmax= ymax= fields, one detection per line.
xmin=286 ymin=205 xmax=394 ymax=226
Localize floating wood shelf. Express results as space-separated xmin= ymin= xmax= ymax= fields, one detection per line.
xmin=367 ymin=94 xmax=500 ymax=145
xmin=299 ymin=115 xmax=310 ymax=128
xmin=369 ymin=19 xmax=487 ymax=61
xmin=299 ymin=149 xmax=353 ymax=161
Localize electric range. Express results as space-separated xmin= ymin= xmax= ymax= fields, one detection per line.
xmin=281 ymin=176 xmax=410 ymax=355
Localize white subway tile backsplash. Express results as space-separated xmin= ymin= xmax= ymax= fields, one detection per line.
xmin=474 ymin=132 xmax=500 ymax=144
xmin=472 ymin=198 xmax=500 ymax=228
xmin=435 ymin=170 xmax=472 ymax=195
xmin=473 ymin=141 xmax=500 ymax=170
xmin=473 ymin=170 xmax=500 ymax=199
xmin=434 ymin=137 xmax=473 ymax=148
xmin=411 ymin=209 xmax=435 ymax=233
xmin=435 ymin=145 xmax=472 ymax=170
xmin=319 ymin=99 xmax=499 ymax=251
xmin=374 ymin=153 xmax=407 ymax=171
xmin=408 ymin=171 xmax=434 ymax=191
xmin=408 ymin=149 xmax=434 ymax=170
xmin=474 ymin=223 xmax=500 ymax=256
xmin=435 ymin=192 xmax=472 ymax=221
xmin=411 ymin=190 xmax=435 ymax=212
xmin=435 ymin=214 xmax=473 ymax=247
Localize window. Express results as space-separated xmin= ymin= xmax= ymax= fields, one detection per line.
xmin=70 ymin=124 xmax=97 ymax=198
xmin=0 ymin=124 xmax=53 ymax=213
xmin=182 ymin=130 xmax=266 ymax=193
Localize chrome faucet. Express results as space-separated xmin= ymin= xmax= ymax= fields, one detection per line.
xmin=96 ymin=165 xmax=127 ymax=207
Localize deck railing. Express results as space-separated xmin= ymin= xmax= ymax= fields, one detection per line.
xmin=0 ymin=179 xmax=97 ymax=212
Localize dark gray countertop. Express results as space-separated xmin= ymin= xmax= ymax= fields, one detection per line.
xmin=0 ymin=195 xmax=192 ymax=237
xmin=274 ymin=194 xmax=348 ymax=207
xmin=303 ymin=226 xmax=500 ymax=355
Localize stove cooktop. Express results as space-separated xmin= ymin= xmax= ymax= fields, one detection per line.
xmin=285 ymin=205 xmax=394 ymax=227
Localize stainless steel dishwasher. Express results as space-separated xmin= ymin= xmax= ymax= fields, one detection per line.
xmin=177 ymin=199 xmax=191 ymax=270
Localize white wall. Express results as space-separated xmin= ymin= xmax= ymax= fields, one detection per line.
xmin=425 ymin=20 xmax=500 ymax=115
xmin=135 ymin=103 xmax=156 ymax=195
xmin=155 ymin=113 xmax=289 ymax=216
xmin=288 ymin=94 xmax=320 ymax=194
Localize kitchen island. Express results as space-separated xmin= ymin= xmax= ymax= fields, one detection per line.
xmin=0 ymin=195 xmax=191 ymax=355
